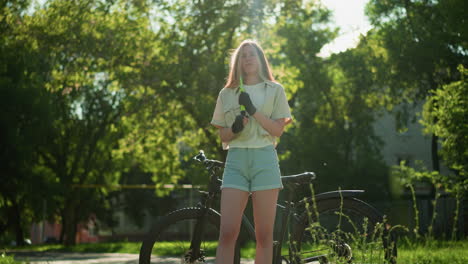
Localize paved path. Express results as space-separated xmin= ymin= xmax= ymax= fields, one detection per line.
xmin=10 ymin=251 xmax=256 ymax=264
xmin=12 ymin=252 xmax=139 ymax=264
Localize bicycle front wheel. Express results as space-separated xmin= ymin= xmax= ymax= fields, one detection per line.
xmin=290 ymin=197 xmax=397 ymax=264
xmin=139 ymin=207 xmax=240 ymax=264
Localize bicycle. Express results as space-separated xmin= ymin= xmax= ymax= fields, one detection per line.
xmin=139 ymin=150 xmax=397 ymax=264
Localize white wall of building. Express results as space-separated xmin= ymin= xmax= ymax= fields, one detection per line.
xmin=373 ymin=102 xmax=452 ymax=176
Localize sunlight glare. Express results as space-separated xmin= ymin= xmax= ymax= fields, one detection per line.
xmin=318 ymin=0 xmax=372 ymax=57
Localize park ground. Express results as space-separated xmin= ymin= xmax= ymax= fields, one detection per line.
xmin=2 ymin=240 xmax=468 ymax=264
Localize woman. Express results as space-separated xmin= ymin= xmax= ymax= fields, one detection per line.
xmin=211 ymin=39 xmax=292 ymax=264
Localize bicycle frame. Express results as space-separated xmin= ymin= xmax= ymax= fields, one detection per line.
xmin=215 ymin=188 xmax=371 ymax=264
xmin=139 ymin=151 xmax=395 ymax=264
xmin=190 ymin=151 xmax=378 ymax=264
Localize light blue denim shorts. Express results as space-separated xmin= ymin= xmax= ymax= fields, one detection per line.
xmin=222 ymin=145 xmax=283 ymax=192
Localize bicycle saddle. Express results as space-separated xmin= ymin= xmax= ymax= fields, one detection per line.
xmin=281 ymin=172 xmax=316 ymax=185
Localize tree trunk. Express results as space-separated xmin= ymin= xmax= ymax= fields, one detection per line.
xmin=12 ymin=201 xmax=25 ymax=246
xmin=428 ymin=133 xmax=440 ymax=235
xmin=0 ymin=205 xmax=12 ymax=239
xmin=59 ymin=212 xmax=65 ymax=243
xmin=431 ymin=134 xmax=440 ymax=172
xmin=63 ymin=204 xmax=78 ymax=246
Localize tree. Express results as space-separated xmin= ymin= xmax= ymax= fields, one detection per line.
xmin=40 ymin=0 xmax=177 ymax=245
xmin=261 ymin=1 xmax=391 ymax=198
xmin=268 ymin=0 xmax=337 ymax=179
xmin=421 ymin=65 xmax=468 ymax=183
xmin=365 ymin=0 xmax=468 ymax=172
xmin=0 ymin=0 xmax=56 ymax=246
xmin=2 ymin=1 xmax=185 ymax=244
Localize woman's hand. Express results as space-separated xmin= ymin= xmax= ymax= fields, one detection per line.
xmin=239 ymin=92 xmax=257 ymax=115
xmin=231 ymin=115 xmax=244 ymax=134
xmin=219 ymin=116 xmax=249 ymax=143
xmin=232 ymin=115 xmax=249 ymax=134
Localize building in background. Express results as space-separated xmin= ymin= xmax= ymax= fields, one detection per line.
xmin=373 ymin=102 xmax=465 ymax=237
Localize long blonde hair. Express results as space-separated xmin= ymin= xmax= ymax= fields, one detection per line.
xmin=224 ymin=40 xmax=275 ymax=88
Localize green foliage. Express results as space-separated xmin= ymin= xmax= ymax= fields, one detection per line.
xmin=391 ymin=161 xmax=466 ymax=240
xmin=365 ymin=0 xmax=467 ymax=192
xmin=112 ymin=168 xmax=178 ymax=228
xmin=365 ymin=0 xmax=467 ymax=99
xmin=297 ymin=185 xmax=401 ymax=264
xmin=0 ymin=0 xmax=57 ymax=246
xmin=0 ymin=0 xmax=194 ymax=245
xmin=23 ymin=0 xmax=172 ymax=245
xmin=279 ymin=31 xmax=391 ymax=198
xmin=2 ymin=0 xmax=466 ymax=249
xmin=0 ymin=252 xmax=23 ymax=264
xmin=421 ymin=65 xmax=468 ymax=179
xmin=1 ymin=0 xmax=344 ymax=246
xmin=391 ymin=160 xmax=467 ymax=199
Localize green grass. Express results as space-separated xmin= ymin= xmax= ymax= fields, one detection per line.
xmin=4 ymin=242 xmax=142 ymax=254
xmin=230 ymin=239 xmax=468 ymax=263
xmin=397 ymin=240 xmax=468 ymax=264
xmin=239 ymin=239 xmax=468 ymax=263
xmin=4 ymin=239 xmax=468 ymax=263
xmin=0 ymin=252 xmax=23 ymax=264
xmin=150 ymin=241 xmax=218 ymax=256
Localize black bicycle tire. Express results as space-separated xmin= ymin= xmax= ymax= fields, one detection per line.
xmin=139 ymin=207 xmax=241 ymax=264
xmin=290 ymin=197 xmax=397 ymax=264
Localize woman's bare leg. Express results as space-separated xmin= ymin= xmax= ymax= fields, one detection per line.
xmin=215 ymin=188 xmax=250 ymax=264
xmin=252 ymin=188 xmax=280 ymax=264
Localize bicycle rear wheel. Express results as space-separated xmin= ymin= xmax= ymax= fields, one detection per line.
xmin=139 ymin=207 xmax=241 ymax=264
xmin=290 ymin=197 xmax=397 ymax=264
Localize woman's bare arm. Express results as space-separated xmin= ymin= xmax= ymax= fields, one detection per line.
xmin=251 ymin=112 xmax=287 ymax=137
xmin=238 ymin=91 xmax=288 ymax=137
xmin=219 ymin=127 xmax=236 ymax=142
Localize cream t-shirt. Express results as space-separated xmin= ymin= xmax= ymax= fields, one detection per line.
xmin=211 ymin=81 xmax=292 ymax=150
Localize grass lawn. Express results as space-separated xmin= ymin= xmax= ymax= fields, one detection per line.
xmin=397 ymin=240 xmax=468 ymax=264
xmin=3 ymin=241 xmax=142 ymax=254
xmin=0 ymin=252 xmax=23 ymax=264
xmin=3 ymin=239 xmax=468 ymax=263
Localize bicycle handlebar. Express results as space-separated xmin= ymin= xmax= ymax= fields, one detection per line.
xmin=193 ymin=150 xmax=224 ymax=168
